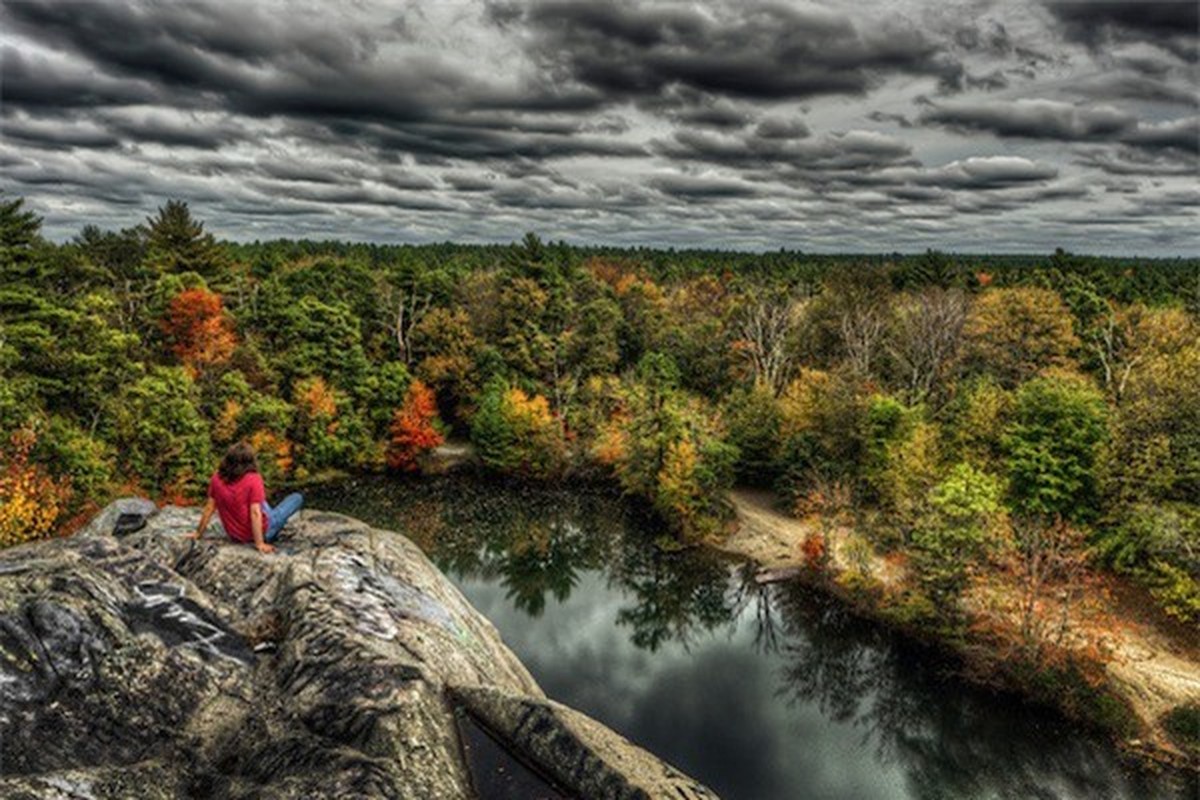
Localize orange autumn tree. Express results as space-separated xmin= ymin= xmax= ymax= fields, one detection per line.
xmin=159 ymin=287 xmax=237 ymax=375
xmin=386 ymin=380 xmax=445 ymax=471
xmin=0 ymin=429 xmax=73 ymax=547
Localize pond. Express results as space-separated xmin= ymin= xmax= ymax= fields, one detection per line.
xmin=307 ymin=474 xmax=1190 ymax=800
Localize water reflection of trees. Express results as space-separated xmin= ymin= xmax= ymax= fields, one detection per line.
xmin=317 ymin=477 xmax=1185 ymax=800
xmin=437 ymin=480 xmax=741 ymax=644
xmin=762 ymin=581 xmax=1185 ymax=800
xmin=329 ymin=476 xmax=743 ymax=647
xmin=422 ymin=481 xmax=617 ymax=617
xmin=608 ymin=540 xmax=739 ymax=651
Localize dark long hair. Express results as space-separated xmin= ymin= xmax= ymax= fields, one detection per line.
xmin=218 ymin=441 xmax=259 ymax=483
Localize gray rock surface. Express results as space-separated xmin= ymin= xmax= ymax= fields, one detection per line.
xmin=0 ymin=500 xmax=718 ymax=799
xmin=452 ymin=686 xmax=718 ymax=800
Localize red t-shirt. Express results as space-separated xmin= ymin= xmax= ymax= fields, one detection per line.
xmin=208 ymin=471 xmax=269 ymax=543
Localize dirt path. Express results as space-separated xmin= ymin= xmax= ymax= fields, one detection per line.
xmin=718 ymin=489 xmax=810 ymax=569
xmin=719 ymin=488 xmax=1200 ymax=765
xmin=430 ymin=440 xmax=476 ymax=471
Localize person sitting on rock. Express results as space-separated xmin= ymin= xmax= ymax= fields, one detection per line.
xmin=187 ymin=441 xmax=303 ymax=554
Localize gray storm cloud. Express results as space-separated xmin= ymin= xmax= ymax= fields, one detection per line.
xmin=0 ymin=0 xmax=1196 ymax=253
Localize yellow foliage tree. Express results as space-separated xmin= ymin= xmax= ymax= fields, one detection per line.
xmin=879 ymin=421 xmax=942 ymax=527
xmin=0 ymin=429 xmax=73 ymax=548
xmin=656 ymin=438 xmax=700 ymax=528
xmin=213 ymin=398 xmax=242 ymax=443
xmin=964 ymin=287 xmax=1079 ymax=386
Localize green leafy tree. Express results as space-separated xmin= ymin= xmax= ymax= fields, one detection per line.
xmin=894 ymin=249 xmax=962 ymax=290
xmin=652 ymin=413 xmax=739 ymax=539
xmin=289 ymin=377 xmax=368 ymax=476
xmin=1106 ymin=319 xmax=1200 ymax=504
xmin=777 ymin=369 xmax=866 ymax=499
xmin=267 ymin=295 xmax=369 ymax=393
xmin=470 ymin=378 xmax=567 ymax=480
xmin=661 ymin=275 xmax=736 ymax=396
xmin=109 ymin=367 xmax=212 ymax=494
xmin=721 ymin=386 xmax=783 ymax=484
xmin=1097 ymin=504 xmax=1200 ymax=623
xmin=947 ymin=376 xmax=1013 ymax=468
xmin=0 ymin=290 xmax=140 ymax=421
xmin=34 ymin=417 xmax=118 ymax=499
xmin=1003 ymin=374 xmax=1109 ymax=523
xmin=613 ymin=353 xmax=683 ymax=498
xmin=603 ymin=354 xmax=738 ymax=538
xmin=411 ymin=307 xmax=481 ymax=421
xmin=911 ymin=463 xmax=1005 ymax=624
xmin=356 ymin=361 xmax=412 ymax=440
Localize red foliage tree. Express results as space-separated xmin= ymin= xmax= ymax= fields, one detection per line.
xmin=159 ymin=287 xmax=237 ymax=375
xmin=801 ymin=532 xmax=827 ymax=569
xmin=386 ymin=380 xmax=444 ymax=471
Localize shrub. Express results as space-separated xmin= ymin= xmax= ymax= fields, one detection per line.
xmin=1147 ymin=562 xmax=1200 ymax=624
xmin=1095 ymin=504 xmax=1200 ymax=622
xmin=801 ymin=532 xmax=827 ymax=569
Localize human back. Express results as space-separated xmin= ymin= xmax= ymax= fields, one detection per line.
xmin=207 ymin=440 xmax=268 ymax=545
xmin=209 ymin=467 xmax=266 ymax=543
xmin=189 ymin=440 xmax=302 ymax=554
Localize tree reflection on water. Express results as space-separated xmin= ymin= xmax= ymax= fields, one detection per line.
xmin=764 ymin=581 xmax=1182 ymax=799
xmin=310 ymin=475 xmax=1188 ymax=800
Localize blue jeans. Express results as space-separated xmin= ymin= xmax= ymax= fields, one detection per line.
xmin=264 ymin=493 xmax=304 ymax=543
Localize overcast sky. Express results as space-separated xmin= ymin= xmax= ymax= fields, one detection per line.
xmin=1 ymin=0 xmax=1197 ymax=253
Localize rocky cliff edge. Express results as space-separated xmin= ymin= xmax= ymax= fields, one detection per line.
xmin=0 ymin=498 xmax=717 ymax=800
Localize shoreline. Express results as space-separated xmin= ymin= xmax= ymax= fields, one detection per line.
xmin=714 ymin=488 xmax=1200 ymax=773
xmin=297 ymin=453 xmax=1199 ymax=772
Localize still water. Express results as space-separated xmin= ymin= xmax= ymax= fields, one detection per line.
xmin=308 ymin=475 xmax=1190 ymax=800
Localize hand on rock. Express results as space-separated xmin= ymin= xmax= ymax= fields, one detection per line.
xmin=256 ymin=542 xmax=276 ymax=555
xmin=184 ymin=531 xmax=201 ymax=540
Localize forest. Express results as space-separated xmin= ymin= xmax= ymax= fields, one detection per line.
xmin=2 ymin=194 xmax=1198 ymax=650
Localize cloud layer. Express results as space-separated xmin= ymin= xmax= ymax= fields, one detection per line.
xmin=1 ymin=0 xmax=1197 ymax=253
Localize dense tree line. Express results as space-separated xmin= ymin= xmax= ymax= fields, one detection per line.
xmin=1 ymin=196 xmax=1197 ymax=630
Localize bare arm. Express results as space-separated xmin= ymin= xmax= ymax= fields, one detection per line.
xmin=187 ymin=498 xmax=217 ymax=540
xmin=250 ymin=502 xmax=274 ymax=554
